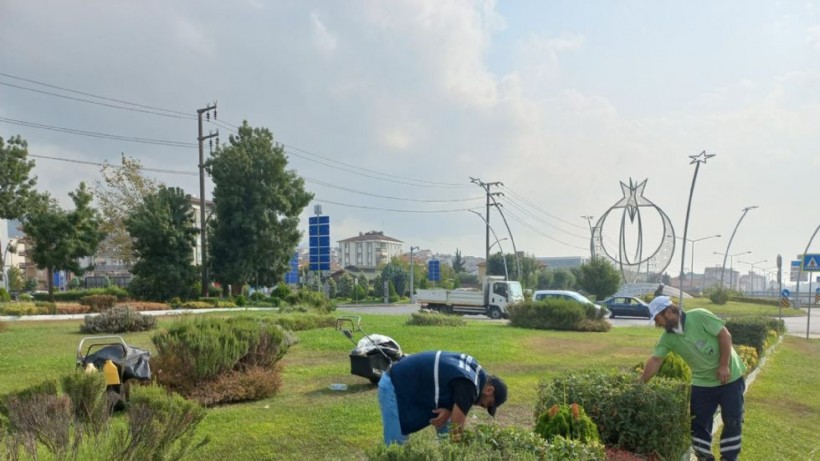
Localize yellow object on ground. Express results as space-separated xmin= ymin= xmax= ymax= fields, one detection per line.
xmin=103 ymin=359 xmax=120 ymax=385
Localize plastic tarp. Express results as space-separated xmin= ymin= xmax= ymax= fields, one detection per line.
xmin=83 ymin=344 xmax=152 ymax=381
xmin=352 ymin=334 xmax=402 ymax=359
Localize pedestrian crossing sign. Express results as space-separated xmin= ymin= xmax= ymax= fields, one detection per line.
xmin=803 ymin=254 xmax=820 ymax=272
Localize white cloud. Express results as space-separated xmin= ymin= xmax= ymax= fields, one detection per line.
xmin=174 ymin=19 xmax=215 ymax=59
xmin=311 ymin=12 xmax=338 ymax=54
xmin=807 ymin=25 xmax=820 ymax=51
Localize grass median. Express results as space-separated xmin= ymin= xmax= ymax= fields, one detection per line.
xmin=0 ymin=303 xmax=816 ymax=460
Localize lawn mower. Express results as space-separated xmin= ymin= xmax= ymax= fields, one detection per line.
xmin=75 ymin=335 xmax=152 ymax=407
xmin=336 ymin=316 xmax=403 ymax=384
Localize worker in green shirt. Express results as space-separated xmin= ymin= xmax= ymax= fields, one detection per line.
xmin=639 ymin=296 xmax=746 ymax=461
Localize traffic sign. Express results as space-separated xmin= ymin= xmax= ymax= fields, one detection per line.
xmin=790 ymin=260 xmax=808 ymax=282
xmin=802 ymin=254 xmax=820 ymax=272
xmin=427 ymin=260 xmax=441 ymax=282
xmin=781 ymin=288 xmax=790 ymax=298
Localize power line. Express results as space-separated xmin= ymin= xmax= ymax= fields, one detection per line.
xmin=0 ymin=71 xmax=193 ymax=117
xmin=502 ymin=207 xmax=588 ymax=251
xmin=0 ymin=116 xmax=196 ymax=148
xmin=304 ymin=176 xmax=483 ymax=203
xmin=500 ymin=185 xmax=588 ymax=230
xmin=27 ymin=153 xmax=198 ymax=176
xmin=315 ymin=198 xmax=482 ymax=214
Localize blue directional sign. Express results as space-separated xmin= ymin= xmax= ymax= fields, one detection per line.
xmin=309 ymin=215 xmax=331 ymax=271
xmin=781 ymin=288 xmax=790 ymax=298
xmin=802 ymin=254 xmax=820 ymax=272
xmin=427 ymin=259 xmax=440 ymax=282
xmin=284 ymin=252 xmax=299 ymax=285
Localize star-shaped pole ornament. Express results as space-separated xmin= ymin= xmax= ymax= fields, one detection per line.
xmin=689 ymin=150 xmax=716 ymax=165
xmin=679 ymin=151 xmax=715 ymax=309
xmin=619 ymin=178 xmax=647 ymax=223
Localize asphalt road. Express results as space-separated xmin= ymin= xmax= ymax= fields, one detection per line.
xmin=336 ymin=303 xmax=820 ymax=339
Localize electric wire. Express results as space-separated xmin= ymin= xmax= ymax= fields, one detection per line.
xmin=501 ymin=185 xmax=588 ymax=230
xmin=304 ymin=176 xmax=483 ymax=203
xmin=314 ymin=198 xmax=482 ymax=214
xmin=502 ymin=207 xmax=588 ymax=251
xmin=0 ymin=116 xmax=196 ymax=148
xmin=28 ymin=153 xmax=198 ymax=176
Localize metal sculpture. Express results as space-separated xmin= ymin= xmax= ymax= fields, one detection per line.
xmin=592 ymin=178 xmax=676 ymax=283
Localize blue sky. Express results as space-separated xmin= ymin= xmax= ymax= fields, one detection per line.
xmin=1 ymin=1 xmax=818 ymax=279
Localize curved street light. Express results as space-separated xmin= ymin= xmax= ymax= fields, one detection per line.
xmin=676 ymin=234 xmax=721 ymax=288
xmin=737 ymin=259 xmax=767 ymax=292
xmin=719 ymin=206 xmax=758 ymax=289
xmin=714 ymin=250 xmax=752 ymax=290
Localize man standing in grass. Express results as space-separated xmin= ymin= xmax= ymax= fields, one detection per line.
xmin=639 ymin=296 xmax=746 ymax=461
xmin=378 ymin=350 xmax=507 ymax=445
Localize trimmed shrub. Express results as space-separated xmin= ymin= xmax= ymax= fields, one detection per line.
xmin=725 ymin=317 xmax=771 ymax=357
xmin=283 ymin=289 xmax=336 ymax=313
xmin=507 ymin=299 xmax=610 ymax=332
xmin=80 ymin=306 xmax=157 ymax=334
xmin=116 ymin=302 xmax=171 ymax=312
xmin=366 ymin=423 xmax=606 ymax=460
xmin=150 ymin=316 xmax=295 ymax=405
xmin=56 ymin=303 xmax=90 ymax=314
xmin=234 ymin=294 xmax=247 ymax=307
xmin=709 ymin=287 xmax=729 ymax=305
xmin=79 ymin=294 xmax=117 ymax=312
xmin=180 ymin=301 xmax=215 ymax=309
xmin=0 ymin=288 xmax=10 ymax=302
xmin=406 ymin=311 xmax=467 ymax=327
xmin=535 ymin=403 xmax=600 ymax=444
xmin=0 ymin=303 xmax=48 ymax=316
xmin=736 ymin=345 xmax=759 ymax=375
xmin=535 ymin=370 xmax=690 ymax=460
xmin=634 ymin=352 xmax=692 ymax=383
xmin=33 ymin=287 xmax=129 ymax=302
xmin=269 ymin=313 xmax=334 ymax=332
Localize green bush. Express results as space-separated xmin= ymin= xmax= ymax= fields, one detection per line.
xmin=366 ymin=423 xmax=605 ymax=461
xmin=729 ymin=295 xmax=778 ymax=307
xmin=634 ymin=352 xmax=692 ymax=382
xmin=0 ymin=303 xmax=48 ymax=316
xmin=284 ymin=289 xmax=336 ymax=313
xmin=234 ymin=294 xmax=247 ymax=307
xmin=79 ymin=294 xmax=117 ymax=312
xmin=150 ymin=316 xmax=295 ymax=405
xmin=60 ymin=370 xmax=110 ymax=434
xmin=535 ymin=370 xmax=690 ymax=460
xmin=535 ymin=403 xmax=600 ymax=444
xmin=708 ymin=287 xmax=729 ymax=305
xmin=406 ymin=311 xmax=467 ymax=327
xmin=507 ymin=299 xmax=610 ymax=332
xmin=0 ymin=288 xmax=10 ymax=302
xmin=269 ymin=313 xmax=334 ymax=332
xmin=115 ymin=384 xmax=207 ymax=461
xmin=32 ymin=287 xmax=129 ymax=302
xmin=80 ymin=306 xmax=157 ymax=334
xmin=725 ymin=317 xmax=773 ymax=357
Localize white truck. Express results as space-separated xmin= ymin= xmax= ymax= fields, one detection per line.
xmin=415 ymin=276 xmax=524 ymax=319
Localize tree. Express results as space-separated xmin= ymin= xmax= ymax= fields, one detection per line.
xmin=0 ymin=135 xmax=38 ymax=285
xmin=550 ymin=269 xmax=576 ymax=290
xmin=22 ymin=183 xmax=105 ymax=298
xmin=337 ymin=273 xmax=354 ymax=298
xmin=6 ymin=266 xmax=24 ymax=292
xmin=487 ymin=252 xmax=510 ymax=278
xmin=125 ymin=186 xmax=199 ymax=301
xmin=0 ymin=135 xmax=37 ymax=220
xmin=451 ymin=249 xmax=465 ymax=273
xmin=94 ymin=155 xmax=161 ymax=265
xmin=577 ymin=257 xmax=622 ymax=300
xmin=206 ymin=122 xmax=313 ymax=294
xmin=381 ymin=260 xmax=408 ymax=298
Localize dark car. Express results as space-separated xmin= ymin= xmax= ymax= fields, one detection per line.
xmin=601 ymin=296 xmax=651 ymax=319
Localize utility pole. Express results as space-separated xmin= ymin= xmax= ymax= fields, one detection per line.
xmin=470 ymin=177 xmax=502 ymax=306
xmin=409 ymin=246 xmax=419 ymax=304
xmin=197 ymin=103 xmax=218 ymax=297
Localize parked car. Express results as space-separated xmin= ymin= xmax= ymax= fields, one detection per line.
xmin=600 ymin=296 xmax=651 ymax=319
xmin=532 ymin=290 xmax=603 ymax=313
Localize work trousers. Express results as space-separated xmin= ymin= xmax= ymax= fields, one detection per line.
xmin=690 ymin=377 xmax=745 ymax=461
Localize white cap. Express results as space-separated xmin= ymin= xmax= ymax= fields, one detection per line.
xmin=648 ymin=296 xmax=673 ymax=321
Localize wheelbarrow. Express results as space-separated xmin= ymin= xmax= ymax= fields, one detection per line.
xmin=336 ymin=316 xmax=403 ymax=384
xmin=76 ymin=335 xmax=152 ymax=408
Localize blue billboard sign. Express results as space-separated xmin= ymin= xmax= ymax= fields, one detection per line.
xmin=427 ymin=260 xmax=440 ymax=282
xmin=309 ymin=215 xmax=331 ymax=271
xmin=284 ymin=252 xmax=299 ymax=285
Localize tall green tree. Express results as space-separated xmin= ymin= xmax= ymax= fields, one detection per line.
xmin=94 ymin=154 xmax=161 ymax=265
xmin=125 ymin=186 xmax=198 ymax=301
xmin=206 ymin=121 xmax=313 ymax=294
xmin=381 ymin=259 xmax=408 ymax=298
xmin=22 ymin=183 xmax=105 ymax=297
xmin=0 ymin=135 xmax=38 ymax=281
xmin=550 ymin=268 xmax=577 ymax=290
xmin=0 ymin=135 xmax=37 ymax=219
xmin=577 ymin=256 xmax=622 ymax=300
xmin=451 ymin=249 xmax=465 ymax=273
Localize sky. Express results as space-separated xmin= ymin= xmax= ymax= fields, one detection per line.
xmin=1 ymin=0 xmax=819 ymax=280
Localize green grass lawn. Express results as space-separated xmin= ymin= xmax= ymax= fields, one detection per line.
xmin=0 ymin=303 xmax=816 ymax=460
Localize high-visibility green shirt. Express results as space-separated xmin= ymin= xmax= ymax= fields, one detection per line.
xmin=653 ymin=309 xmax=746 ymax=387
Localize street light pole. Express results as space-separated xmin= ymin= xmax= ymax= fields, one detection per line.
xmin=719 ymin=206 xmax=758 ymax=289
xmin=468 ymin=210 xmax=508 ymax=281
xmin=714 ymin=250 xmax=752 ymax=290
xmin=679 ymin=151 xmax=716 ymax=309
xmin=676 ymin=234 xmax=721 ymax=289
xmin=738 ymin=259 xmax=767 ymax=292
xmin=409 ymin=246 xmax=419 ymax=304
